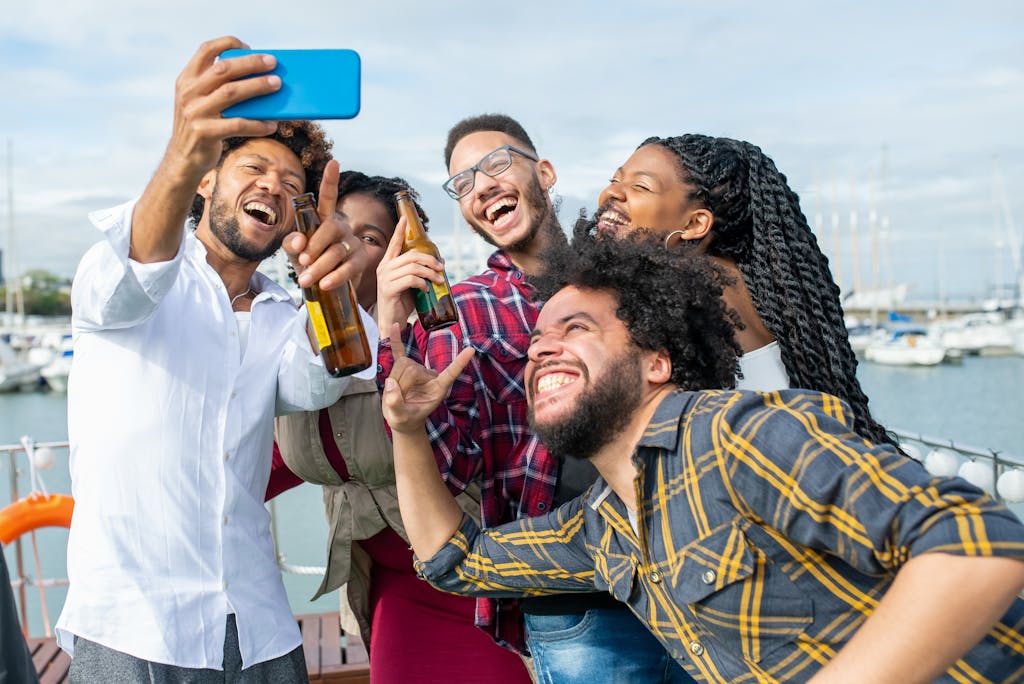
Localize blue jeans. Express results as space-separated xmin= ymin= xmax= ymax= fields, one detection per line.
xmin=525 ymin=608 xmax=696 ymax=683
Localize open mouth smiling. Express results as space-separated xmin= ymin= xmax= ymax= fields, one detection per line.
xmin=484 ymin=196 xmax=519 ymax=229
xmin=597 ymin=207 xmax=629 ymax=234
xmin=535 ymin=371 xmax=578 ymax=396
xmin=243 ymin=200 xmax=278 ymax=227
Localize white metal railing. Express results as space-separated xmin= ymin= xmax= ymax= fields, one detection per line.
xmin=4 ymin=428 xmax=1023 ymax=632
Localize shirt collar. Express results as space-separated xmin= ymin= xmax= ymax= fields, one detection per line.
xmin=185 ymin=232 xmax=293 ymax=304
xmin=487 ymin=249 xmax=517 ymax=274
xmin=636 ymin=388 xmax=694 ymax=452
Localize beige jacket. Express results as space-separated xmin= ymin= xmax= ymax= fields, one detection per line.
xmin=274 ymin=375 xmax=480 ymax=645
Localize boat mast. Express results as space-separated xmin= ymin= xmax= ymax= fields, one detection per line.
xmin=4 ymin=138 xmax=17 ymax=327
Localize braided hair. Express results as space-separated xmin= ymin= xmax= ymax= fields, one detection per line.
xmin=638 ymin=135 xmax=895 ymax=447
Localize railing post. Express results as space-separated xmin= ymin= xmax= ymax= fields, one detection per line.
xmin=7 ymin=449 xmax=28 ymax=636
xmin=991 ymin=453 xmax=1003 ymax=504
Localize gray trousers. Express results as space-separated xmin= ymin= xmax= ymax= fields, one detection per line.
xmin=68 ymin=615 xmax=306 ymax=683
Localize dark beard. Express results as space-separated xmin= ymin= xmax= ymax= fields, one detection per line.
xmin=471 ymin=172 xmax=557 ymax=254
xmin=208 ymin=187 xmax=285 ymax=262
xmin=529 ymin=347 xmax=644 ymax=461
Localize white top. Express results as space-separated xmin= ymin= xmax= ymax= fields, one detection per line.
xmin=736 ymin=341 xmax=790 ymax=392
xmin=56 ymin=199 xmax=378 ymax=669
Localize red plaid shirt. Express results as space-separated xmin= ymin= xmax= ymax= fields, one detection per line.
xmin=377 ymin=250 xmax=557 ymax=652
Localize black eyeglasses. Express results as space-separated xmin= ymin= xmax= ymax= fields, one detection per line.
xmin=442 ymin=145 xmax=539 ymax=200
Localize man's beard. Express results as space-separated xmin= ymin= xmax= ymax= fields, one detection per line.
xmin=529 ymin=347 xmax=644 ymax=461
xmin=471 ymin=172 xmax=557 ymax=254
xmin=208 ymin=187 xmax=285 ymax=262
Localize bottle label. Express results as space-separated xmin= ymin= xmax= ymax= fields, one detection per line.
xmin=305 ymin=300 xmax=331 ymax=351
xmin=414 ymin=278 xmax=452 ymax=314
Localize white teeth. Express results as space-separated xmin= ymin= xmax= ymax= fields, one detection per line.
xmin=536 ymin=373 xmax=576 ymax=394
xmin=599 ymin=210 xmax=628 ymax=226
xmin=485 ymin=197 xmax=518 ymax=223
xmin=244 ymin=201 xmax=277 ymax=225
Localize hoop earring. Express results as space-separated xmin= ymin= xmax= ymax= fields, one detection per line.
xmin=664 ymin=230 xmax=686 ymax=249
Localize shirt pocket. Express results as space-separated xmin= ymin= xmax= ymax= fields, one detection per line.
xmin=466 ymin=331 xmax=530 ymax=404
xmin=672 ymin=522 xmax=813 ymax=664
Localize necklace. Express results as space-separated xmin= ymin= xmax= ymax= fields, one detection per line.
xmin=230 ymin=287 xmax=253 ymax=307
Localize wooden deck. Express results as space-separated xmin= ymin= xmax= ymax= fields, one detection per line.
xmin=27 ymin=611 xmax=369 ymax=683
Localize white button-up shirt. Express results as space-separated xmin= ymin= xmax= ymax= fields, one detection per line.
xmin=56 ymin=199 xmax=377 ymax=669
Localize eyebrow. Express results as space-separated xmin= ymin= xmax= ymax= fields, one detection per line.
xmin=360 ymin=224 xmax=390 ymax=241
xmin=242 ymin=153 xmax=305 ymax=184
xmin=529 ymin=311 xmax=600 ymax=338
xmin=334 ymin=210 xmax=391 ymax=241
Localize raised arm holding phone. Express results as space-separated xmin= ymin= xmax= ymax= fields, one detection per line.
xmin=56 ymin=37 xmax=375 ymax=682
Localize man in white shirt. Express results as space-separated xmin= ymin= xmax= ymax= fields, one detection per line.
xmin=55 ymin=36 xmax=376 ymax=682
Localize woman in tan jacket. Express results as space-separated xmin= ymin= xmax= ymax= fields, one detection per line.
xmin=270 ymin=171 xmax=532 ymax=683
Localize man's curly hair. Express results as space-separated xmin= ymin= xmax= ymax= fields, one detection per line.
xmin=534 ymin=230 xmax=741 ymax=391
xmin=188 ymin=120 xmax=333 ymax=226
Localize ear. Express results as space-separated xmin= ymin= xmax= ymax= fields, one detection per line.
xmin=196 ymin=169 xmax=217 ymax=201
xmin=643 ymin=349 xmax=673 ymax=385
xmin=682 ymin=208 xmax=714 ymax=241
xmin=536 ymin=158 xmax=558 ymax=192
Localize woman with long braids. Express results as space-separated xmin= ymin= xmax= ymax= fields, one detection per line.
xmin=585 ymin=134 xmax=894 ymax=446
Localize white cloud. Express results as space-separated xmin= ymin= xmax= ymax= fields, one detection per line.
xmin=0 ymin=0 xmax=1021 ymax=302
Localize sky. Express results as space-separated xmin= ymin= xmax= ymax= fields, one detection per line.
xmin=1 ymin=0 xmax=1022 ymax=302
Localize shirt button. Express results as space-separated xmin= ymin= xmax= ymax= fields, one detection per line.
xmin=223 ymin=515 xmax=229 ymax=525
xmin=335 ymin=431 xmax=344 ymax=439
xmin=689 ymin=641 xmax=704 ymax=656
xmin=224 ymin=452 xmax=230 ymax=461
xmin=223 ymin=580 xmax=229 ymax=590
xmin=701 ymin=570 xmax=717 ymax=585
xmin=649 ymin=570 xmax=663 ymax=584
xmin=536 ymin=502 xmax=546 ymax=511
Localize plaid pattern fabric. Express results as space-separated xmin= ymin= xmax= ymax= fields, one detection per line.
xmin=417 ymin=388 xmax=1024 ymax=682
xmin=377 ymin=250 xmax=556 ymax=651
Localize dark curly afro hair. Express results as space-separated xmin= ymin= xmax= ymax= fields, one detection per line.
xmin=534 ymin=229 xmax=741 ymax=391
xmin=188 ymin=120 xmax=333 ymax=226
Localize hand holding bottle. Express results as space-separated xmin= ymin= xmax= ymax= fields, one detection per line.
xmin=375 ymin=215 xmax=448 ymax=333
xmin=283 ymin=159 xmax=368 ymax=293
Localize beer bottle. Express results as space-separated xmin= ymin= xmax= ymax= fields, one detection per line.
xmin=393 ymin=191 xmax=459 ymax=331
xmin=291 ymin=193 xmax=372 ymax=377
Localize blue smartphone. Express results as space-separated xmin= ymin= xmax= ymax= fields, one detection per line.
xmin=220 ymin=49 xmax=361 ymax=120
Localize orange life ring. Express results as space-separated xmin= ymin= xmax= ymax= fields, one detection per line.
xmin=0 ymin=493 xmax=74 ymax=545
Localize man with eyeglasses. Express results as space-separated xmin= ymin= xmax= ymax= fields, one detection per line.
xmin=376 ymin=114 xmax=686 ymax=683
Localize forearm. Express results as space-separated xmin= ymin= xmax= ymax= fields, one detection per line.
xmin=810 ymin=553 xmax=1024 ymax=683
xmin=131 ymin=154 xmax=202 ymax=263
xmin=392 ymin=427 xmax=465 ymax=560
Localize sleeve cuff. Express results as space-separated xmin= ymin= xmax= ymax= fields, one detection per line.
xmin=413 ymin=514 xmax=479 ymax=581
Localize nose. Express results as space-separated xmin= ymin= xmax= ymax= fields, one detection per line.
xmin=256 ymin=170 xmax=284 ymax=195
xmin=598 ymin=180 xmax=622 ymax=207
xmin=471 ymin=169 xmax=501 ymax=199
xmin=527 ymin=332 xmax=562 ymax=363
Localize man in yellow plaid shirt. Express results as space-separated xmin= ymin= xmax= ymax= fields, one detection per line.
xmin=381 ymin=233 xmax=1024 ymax=683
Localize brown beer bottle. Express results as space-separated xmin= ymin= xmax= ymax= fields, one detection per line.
xmin=393 ymin=191 xmax=459 ymax=331
xmin=291 ymin=193 xmax=372 ymax=377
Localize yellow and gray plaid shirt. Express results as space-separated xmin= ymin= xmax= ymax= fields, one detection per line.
xmin=417 ymin=388 xmax=1024 ymax=683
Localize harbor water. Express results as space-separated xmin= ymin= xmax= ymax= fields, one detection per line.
xmin=2 ymin=354 xmax=1023 ymax=637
